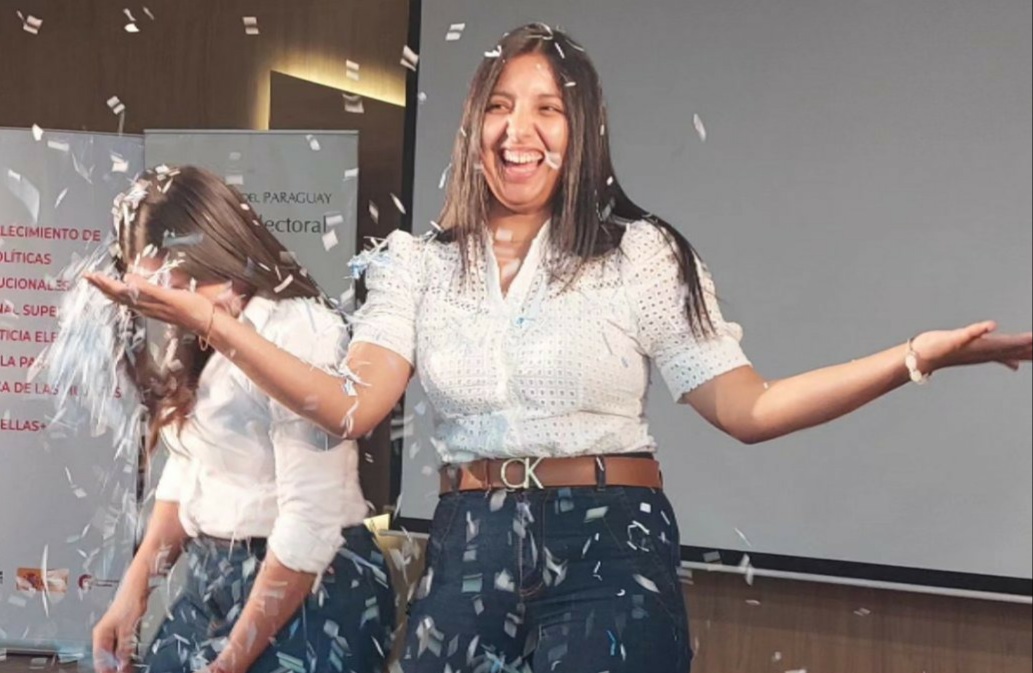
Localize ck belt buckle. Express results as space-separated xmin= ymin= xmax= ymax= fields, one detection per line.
xmin=499 ymin=457 xmax=545 ymax=489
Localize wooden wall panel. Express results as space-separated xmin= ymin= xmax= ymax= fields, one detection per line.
xmin=0 ymin=0 xmax=409 ymax=133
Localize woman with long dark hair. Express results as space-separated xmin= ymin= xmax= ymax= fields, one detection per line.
xmin=87 ymin=166 xmax=393 ymax=673
xmin=90 ymin=25 xmax=1031 ymax=673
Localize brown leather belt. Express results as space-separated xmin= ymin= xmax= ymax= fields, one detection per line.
xmin=440 ymin=454 xmax=663 ymax=494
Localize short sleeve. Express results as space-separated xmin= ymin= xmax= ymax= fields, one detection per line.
xmin=259 ymin=298 xmax=352 ymax=434
xmin=154 ymin=447 xmax=188 ymax=503
xmin=622 ymin=222 xmax=751 ymax=400
xmin=349 ymin=230 xmax=423 ymax=365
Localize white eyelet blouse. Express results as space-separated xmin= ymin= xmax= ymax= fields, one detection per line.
xmin=350 ymin=220 xmax=751 ymax=464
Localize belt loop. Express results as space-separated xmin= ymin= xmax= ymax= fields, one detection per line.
xmin=447 ymin=465 xmax=460 ymax=493
xmin=595 ymin=456 xmax=607 ymax=491
xmin=479 ymin=459 xmax=491 ymax=493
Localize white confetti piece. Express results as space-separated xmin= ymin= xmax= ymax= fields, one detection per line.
xmin=242 ymin=16 xmax=259 ymax=35
xmin=639 ymin=502 xmax=652 ymax=514
xmin=47 ymin=139 xmax=69 ymax=153
xmin=390 ymin=193 xmax=406 ymax=214
xmin=273 ymin=274 xmax=294 ymax=293
xmin=305 ymin=134 xmax=321 ymax=151
xmin=703 ymin=550 xmax=721 ymax=564
xmin=110 ymin=152 xmax=129 ymax=173
xmin=343 ymin=93 xmax=364 ymax=114
xmin=735 ymin=527 xmax=753 ymax=547
xmin=417 ymin=91 xmax=428 ymax=104
xmin=21 ymin=13 xmax=42 ymax=35
xmin=738 ymin=554 xmax=755 ymax=586
xmin=401 ymin=45 xmax=420 ymax=71
xmin=346 ymin=60 xmax=360 ymax=81
xmin=322 ymin=229 xmax=339 ymax=251
xmin=633 ymin=574 xmax=660 ymax=593
xmin=746 ymin=599 xmax=761 ymax=606
xmin=368 ymin=201 xmax=379 ymax=223
xmin=854 ymin=607 xmax=871 ymax=616
xmin=693 ymin=113 xmax=707 ymax=142
xmin=494 ymin=569 xmax=515 ymax=592
xmin=31 ymin=124 xmax=43 ymax=141
xmin=124 ymin=22 xmax=139 ymax=33
xmin=584 ymin=506 xmax=608 ymax=522
xmin=445 ymin=23 xmax=465 ymax=41
xmin=5 ymin=169 xmax=41 ymax=224
xmin=106 ymin=96 xmax=125 ymax=115
xmin=484 ymin=46 xmax=502 ymax=58
xmin=325 ymin=211 xmax=344 ymax=228
xmin=544 ymin=152 xmax=562 ymax=170
xmin=143 ymin=7 xmax=155 ymax=20
xmin=344 ymin=167 xmax=359 ymax=180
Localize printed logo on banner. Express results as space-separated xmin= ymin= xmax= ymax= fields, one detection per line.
xmin=16 ymin=567 xmax=69 ymax=595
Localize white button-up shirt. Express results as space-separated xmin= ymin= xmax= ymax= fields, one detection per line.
xmin=351 ymin=220 xmax=751 ymax=464
xmin=155 ymin=296 xmax=368 ymax=574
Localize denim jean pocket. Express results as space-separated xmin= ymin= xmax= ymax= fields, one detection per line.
xmin=413 ymin=493 xmax=464 ymax=603
xmin=601 ymin=487 xmax=686 ymax=615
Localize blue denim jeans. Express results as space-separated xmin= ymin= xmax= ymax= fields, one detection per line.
xmin=143 ymin=525 xmax=394 ymax=673
xmin=400 ymin=486 xmax=693 ymax=673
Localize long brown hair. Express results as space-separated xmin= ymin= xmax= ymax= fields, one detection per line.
xmin=112 ymin=165 xmax=322 ymax=450
xmin=437 ymin=22 xmax=715 ymax=336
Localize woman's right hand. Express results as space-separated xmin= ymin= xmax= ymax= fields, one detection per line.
xmin=91 ymin=583 xmax=149 ymax=673
xmin=85 ymin=272 xmax=214 ymax=335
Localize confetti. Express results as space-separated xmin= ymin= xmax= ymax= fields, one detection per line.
xmin=106 ymin=96 xmax=125 ymax=115
xmin=47 ymin=139 xmax=70 ymax=153
xmin=693 ymin=113 xmax=707 ymax=142
xmin=346 ymin=60 xmax=360 ymax=81
xmin=344 ymin=167 xmax=359 ymax=180
xmin=584 ymin=506 xmax=608 ymax=522
xmin=143 ymin=7 xmax=155 ymax=20
xmin=20 ymin=13 xmax=42 ymax=35
xmin=445 ymin=23 xmax=466 ymax=41
xmin=305 ymin=134 xmax=321 ymax=151
xmin=342 ymin=93 xmax=364 ymax=114
xmin=31 ymin=124 xmax=43 ymax=141
xmin=242 ymin=16 xmax=259 ymax=35
xmin=124 ymin=22 xmax=139 ymax=33
xmin=390 ymin=193 xmax=406 ymax=214
xmin=368 ymin=201 xmax=379 ymax=223
xmin=110 ymin=152 xmax=129 ymax=173
xmin=544 ymin=152 xmax=562 ymax=170
xmin=5 ymin=169 xmax=41 ymax=223
xmin=417 ymin=91 xmax=428 ymax=104
xmin=484 ymin=46 xmax=502 ymax=58
xmin=321 ymin=230 xmax=338 ymax=251
xmin=401 ymin=45 xmax=419 ymax=71
xmin=854 ymin=607 xmax=871 ymax=616
xmin=273 ymin=274 xmax=294 ymax=293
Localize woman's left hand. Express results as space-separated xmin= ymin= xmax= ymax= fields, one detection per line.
xmin=85 ymin=272 xmax=214 ymax=334
xmin=912 ymin=321 xmax=1033 ymax=373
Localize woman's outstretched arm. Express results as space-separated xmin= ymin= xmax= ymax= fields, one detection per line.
xmin=685 ymin=322 xmax=1031 ymax=444
xmin=86 ymin=273 xmax=412 ymax=438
